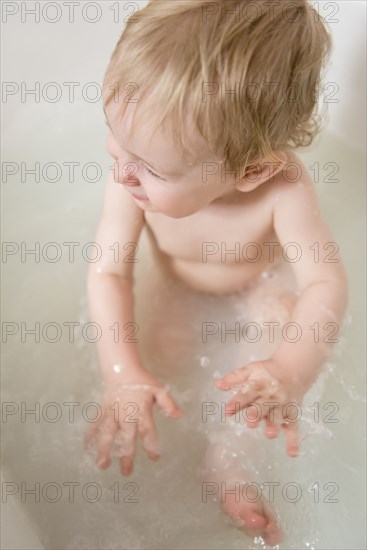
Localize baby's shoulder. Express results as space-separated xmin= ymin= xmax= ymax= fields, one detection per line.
xmin=270 ymin=150 xmax=317 ymax=203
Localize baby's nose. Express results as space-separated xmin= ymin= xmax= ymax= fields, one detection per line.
xmin=122 ymin=175 xmax=140 ymax=187
xmin=120 ymin=162 xmax=141 ymax=186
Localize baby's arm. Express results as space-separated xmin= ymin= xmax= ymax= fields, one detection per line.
xmin=87 ymin=169 xmax=147 ymax=384
xmin=270 ymin=166 xmax=348 ymax=391
xmin=217 ymin=163 xmax=348 ymax=455
xmin=85 ymin=138 xmax=182 ymax=475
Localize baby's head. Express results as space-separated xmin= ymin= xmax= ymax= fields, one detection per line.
xmin=103 ymin=0 xmax=332 ymax=217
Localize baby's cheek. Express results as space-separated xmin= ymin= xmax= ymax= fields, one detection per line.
xmin=154 ymin=193 xmax=196 ymax=217
xmin=150 ymin=195 xmax=179 ymax=215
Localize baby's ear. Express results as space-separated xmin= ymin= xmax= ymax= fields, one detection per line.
xmin=235 ymin=151 xmax=288 ymax=192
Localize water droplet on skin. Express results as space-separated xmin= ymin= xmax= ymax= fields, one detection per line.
xmin=200 ymin=356 xmax=210 ymax=368
xmin=326 ymin=361 xmax=336 ymax=373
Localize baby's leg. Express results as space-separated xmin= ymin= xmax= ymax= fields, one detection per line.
xmin=135 ymin=230 xmax=202 ymax=373
xmin=198 ymin=261 xmax=298 ymax=544
xmin=200 ymin=431 xmax=282 ymax=545
xmin=233 ymin=259 xmax=298 ymax=367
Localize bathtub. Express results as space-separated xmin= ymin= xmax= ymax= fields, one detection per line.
xmin=1 ymin=1 xmax=366 ymax=549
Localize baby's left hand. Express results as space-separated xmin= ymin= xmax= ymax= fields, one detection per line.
xmin=215 ymin=360 xmax=304 ymax=457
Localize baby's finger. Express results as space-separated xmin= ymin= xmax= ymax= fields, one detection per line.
xmin=137 ymin=412 xmax=160 ymax=460
xmin=120 ymin=456 xmax=134 ymax=477
xmin=248 ymin=405 xmax=283 ymax=434
xmin=283 ymin=421 xmax=299 ymax=457
xmin=244 ymin=397 xmax=281 ymax=428
xmin=266 ymin=404 xmax=285 ymax=429
xmin=154 ymin=387 xmax=183 ymax=418
xmin=244 ymin=403 xmax=265 ymax=428
xmin=215 ymin=367 xmax=251 ymax=390
xmin=96 ymin=416 xmax=118 ymax=468
xmin=118 ymin=422 xmax=138 ymax=476
xmin=264 ymin=417 xmax=280 ymax=439
xmin=224 ymin=384 xmax=260 ymax=416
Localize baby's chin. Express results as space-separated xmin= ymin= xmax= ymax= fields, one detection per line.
xmin=135 ymin=200 xmax=159 ymax=213
xmin=136 ymin=200 xmax=203 ymax=218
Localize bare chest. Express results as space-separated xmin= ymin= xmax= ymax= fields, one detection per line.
xmin=144 ymin=196 xmax=277 ymax=265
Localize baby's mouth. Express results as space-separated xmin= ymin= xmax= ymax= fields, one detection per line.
xmin=129 ymin=189 xmax=150 ymax=202
xmin=123 ymin=181 xmax=149 ymax=202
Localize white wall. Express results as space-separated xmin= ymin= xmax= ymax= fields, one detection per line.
xmin=321 ymin=0 xmax=366 ymax=152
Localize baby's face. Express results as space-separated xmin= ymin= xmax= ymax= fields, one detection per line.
xmin=104 ymin=99 xmax=239 ymax=218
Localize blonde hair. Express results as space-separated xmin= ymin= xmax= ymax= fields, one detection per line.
xmin=103 ymin=0 xmax=333 ymax=174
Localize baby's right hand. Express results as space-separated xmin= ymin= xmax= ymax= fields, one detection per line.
xmin=84 ymin=374 xmax=183 ymax=476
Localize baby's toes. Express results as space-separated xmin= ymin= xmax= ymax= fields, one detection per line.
xmin=239 ymin=508 xmax=267 ymax=534
xmin=222 ymin=486 xmax=268 ymax=538
xmin=264 ymin=518 xmax=282 ymax=545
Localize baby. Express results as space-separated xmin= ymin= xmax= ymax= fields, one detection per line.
xmin=84 ymin=0 xmax=348 ymax=545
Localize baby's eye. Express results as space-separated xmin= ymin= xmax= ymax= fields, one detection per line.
xmin=145 ymin=166 xmax=166 ymax=181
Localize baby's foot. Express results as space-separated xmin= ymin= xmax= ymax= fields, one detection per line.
xmin=219 ymin=477 xmax=282 ymax=546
